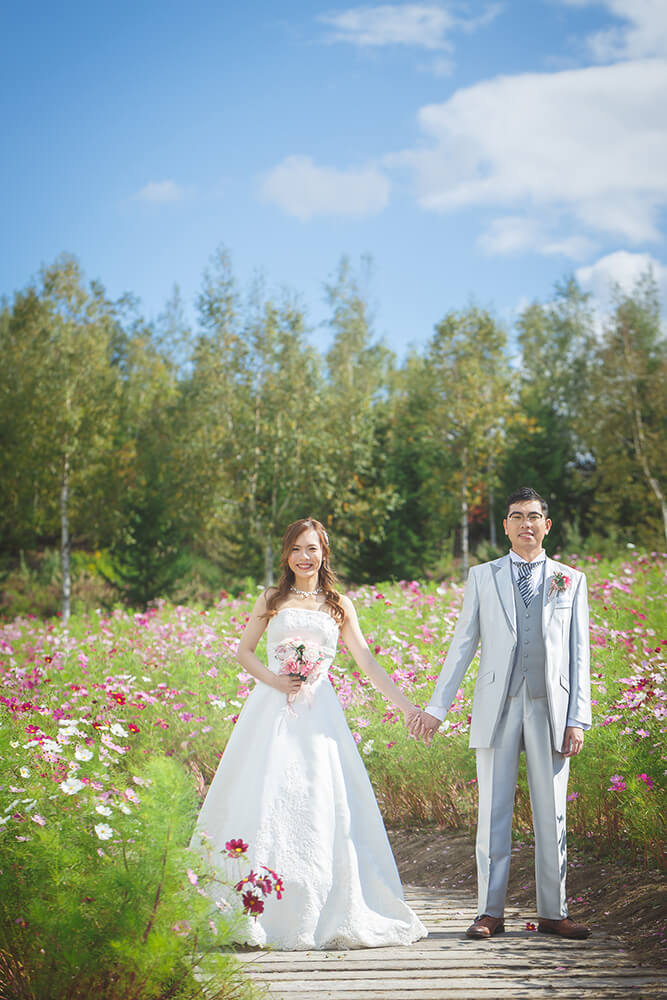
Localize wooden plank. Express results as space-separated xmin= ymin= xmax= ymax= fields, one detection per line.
xmin=225 ymin=884 xmax=666 ymax=1000
xmin=252 ymin=992 xmax=640 ymax=1000
xmin=245 ymin=969 xmax=664 ymax=981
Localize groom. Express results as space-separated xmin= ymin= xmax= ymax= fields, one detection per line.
xmin=413 ymin=487 xmax=591 ymax=940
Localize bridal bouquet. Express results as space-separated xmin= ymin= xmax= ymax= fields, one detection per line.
xmin=274 ymin=638 xmax=326 ymax=682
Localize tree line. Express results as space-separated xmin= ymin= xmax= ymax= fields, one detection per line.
xmin=1 ymin=249 xmax=665 ymax=617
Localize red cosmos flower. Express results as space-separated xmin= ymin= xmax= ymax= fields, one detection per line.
xmin=235 ymin=871 xmax=257 ymax=891
xmin=225 ymin=838 xmax=249 ymax=857
xmin=128 ymin=723 xmax=140 ymax=733
xmin=525 ymin=922 xmax=537 ymax=932
xmin=43 ymin=656 xmax=53 ymax=664
xmin=111 ymin=692 xmax=126 ymax=705
xmin=242 ymin=891 xmax=264 ymax=917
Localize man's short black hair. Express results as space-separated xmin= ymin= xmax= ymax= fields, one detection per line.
xmin=505 ymin=487 xmax=549 ymax=518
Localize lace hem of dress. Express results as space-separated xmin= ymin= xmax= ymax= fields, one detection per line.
xmin=236 ymin=917 xmax=428 ymax=951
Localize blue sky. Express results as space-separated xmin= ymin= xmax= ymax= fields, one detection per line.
xmin=2 ymin=0 xmax=666 ymax=353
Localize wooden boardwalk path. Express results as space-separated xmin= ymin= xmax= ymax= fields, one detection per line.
xmin=240 ymin=886 xmax=665 ymax=999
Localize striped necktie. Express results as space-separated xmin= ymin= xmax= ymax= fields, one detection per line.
xmin=517 ymin=560 xmax=539 ymax=607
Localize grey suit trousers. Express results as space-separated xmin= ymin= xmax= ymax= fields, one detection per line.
xmin=475 ymin=680 xmax=570 ymax=920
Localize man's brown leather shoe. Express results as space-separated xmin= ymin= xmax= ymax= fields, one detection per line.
xmin=537 ymin=917 xmax=590 ymax=939
xmin=465 ymin=915 xmax=505 ymax=939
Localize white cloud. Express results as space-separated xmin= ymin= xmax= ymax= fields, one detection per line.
xmin=576 ymin=250 xmax=667 ymax=304
xmin=387 ymin=59 xmax=667 ymax=245
xmin=260 ymin=155 xmax=390 ymax=221
xmin=478 ymin=216 xmax=596 ymax=258
xmin=319 ymin=3 xmax=501 ymax=50
xmin=559 ymin=0 xmax=667 ymax=60
xmin=134 ymin=180 xmax=185 ymax=203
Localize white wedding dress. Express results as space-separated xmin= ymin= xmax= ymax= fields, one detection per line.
xmin=190 ymin=607 xmax=427 ymax=950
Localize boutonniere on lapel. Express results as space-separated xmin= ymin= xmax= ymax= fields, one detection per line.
xmin=548 ymin=571 xmax=571 ymax=599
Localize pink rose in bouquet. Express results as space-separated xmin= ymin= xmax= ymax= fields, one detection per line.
xmin=274 ymin=638 xmax=326 ymax=683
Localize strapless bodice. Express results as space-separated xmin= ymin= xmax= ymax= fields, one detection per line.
xmin=266 ymin=607 xmax=339 ymax=678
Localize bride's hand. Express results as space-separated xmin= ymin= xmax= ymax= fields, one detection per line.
xmin=402 ymin=704 xmax=423 ymax=732
xmin=272 ymin=674 xmax=304 ymax=696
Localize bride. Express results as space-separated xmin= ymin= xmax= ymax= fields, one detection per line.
xmin=190 ymin=517 xmax=427 ymax=949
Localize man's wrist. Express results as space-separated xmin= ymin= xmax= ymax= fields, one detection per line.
xmin=424 ymin=705 xmax=447 ymax=722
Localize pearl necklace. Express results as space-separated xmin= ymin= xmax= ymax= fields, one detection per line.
xmin=290 ymin=585 xmax=322 ymax=600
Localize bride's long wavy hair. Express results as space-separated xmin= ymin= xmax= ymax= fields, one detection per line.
xmin=264 ymin=517 xmax=345 ymax=624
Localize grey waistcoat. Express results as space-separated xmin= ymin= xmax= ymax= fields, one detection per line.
xmin=507 ymin=570 xmax=547 ymax=698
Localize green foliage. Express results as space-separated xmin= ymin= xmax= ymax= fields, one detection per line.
xmin=1 ymin=250 xmax=665 ymax=602
xmin=0 ymin=742 xmax=258 ymax=1000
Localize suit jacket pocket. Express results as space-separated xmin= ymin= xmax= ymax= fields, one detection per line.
xmin=476 ymin=670 xmax=495 ymax=688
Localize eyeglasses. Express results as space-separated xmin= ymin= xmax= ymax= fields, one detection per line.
xmin=507 ymin=512 xmax=544 ymax=524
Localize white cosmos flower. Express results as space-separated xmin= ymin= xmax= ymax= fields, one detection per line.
xmin=95 ymin=805 xmax=112 ymax=816
xmin=361 ymin=739 xmax=374 ymax=756
xmin=94 ymin=823 xmax=113 ymax=840
xmin=124 ymin=788 xmax=140 ymax=805
xmin=68 ymin=762 xmax=80 ymax=774
xmin=75 ymin=746 xmax=93 ymax=761
xmin=110 ymin=723 xmax=128 ymax=738
xmin=19 ymin=767 xmax=30 ymax=779
xmin=41 ymin=740 xmax=60 ymax=754
xmin=118 ymin=803 xmax=131 ymax=815
xmin=60 ymin=777 xmax=85 ymax=796
xmin=10 ymin=740 xmax=20 ymax=748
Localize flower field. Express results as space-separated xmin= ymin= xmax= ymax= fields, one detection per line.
xmin=1 ymin=550 xmax=665 ymax=997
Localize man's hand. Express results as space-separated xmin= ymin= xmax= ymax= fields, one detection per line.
xmin=561 ymin=726 xmax=584 ymax=757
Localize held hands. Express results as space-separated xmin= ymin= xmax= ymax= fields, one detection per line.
xmin=402 ymin=705 xmax=441 ymax=744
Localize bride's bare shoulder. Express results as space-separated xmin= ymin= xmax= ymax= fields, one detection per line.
xmin=338 ymin=594 xmax=357 ymax=618
xmin=252 ymin=589 xmax=276 ymax=615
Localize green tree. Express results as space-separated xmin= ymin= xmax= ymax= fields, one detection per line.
xmin=319 ymin=256 xmax=399 ymax=578
xmin=181 ymin=249 xmax=326 ymax=585
xmin=0 ymin=255 xmax=121 ymax=618
xmin=587 ymin=274 xmax=666 ymax=544
xmin=104 ymin=300 xmax=187 ymax=606
xmin=501 ymin=278 xmax=596 ymax=549
xmin=427 ymin=305 xmax=514 ymax=575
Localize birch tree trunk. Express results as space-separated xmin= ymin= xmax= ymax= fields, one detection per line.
xmin=60 ymin=452 xmax=71 ymax=622
xmin=461 ymin=446 xmax=469 ymax=579
xmin=264 ymin=537 xmax=274 ymax=588
xmin=488 ymin=452 xmax=497 ymax=547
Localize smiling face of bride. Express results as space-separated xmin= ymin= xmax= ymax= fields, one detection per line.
xmin=287 ymin=527 xmax=323 ymax=592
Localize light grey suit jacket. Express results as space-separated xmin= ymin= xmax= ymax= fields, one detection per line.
xmin=426 ymin=554 xmax=592 ymax=751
